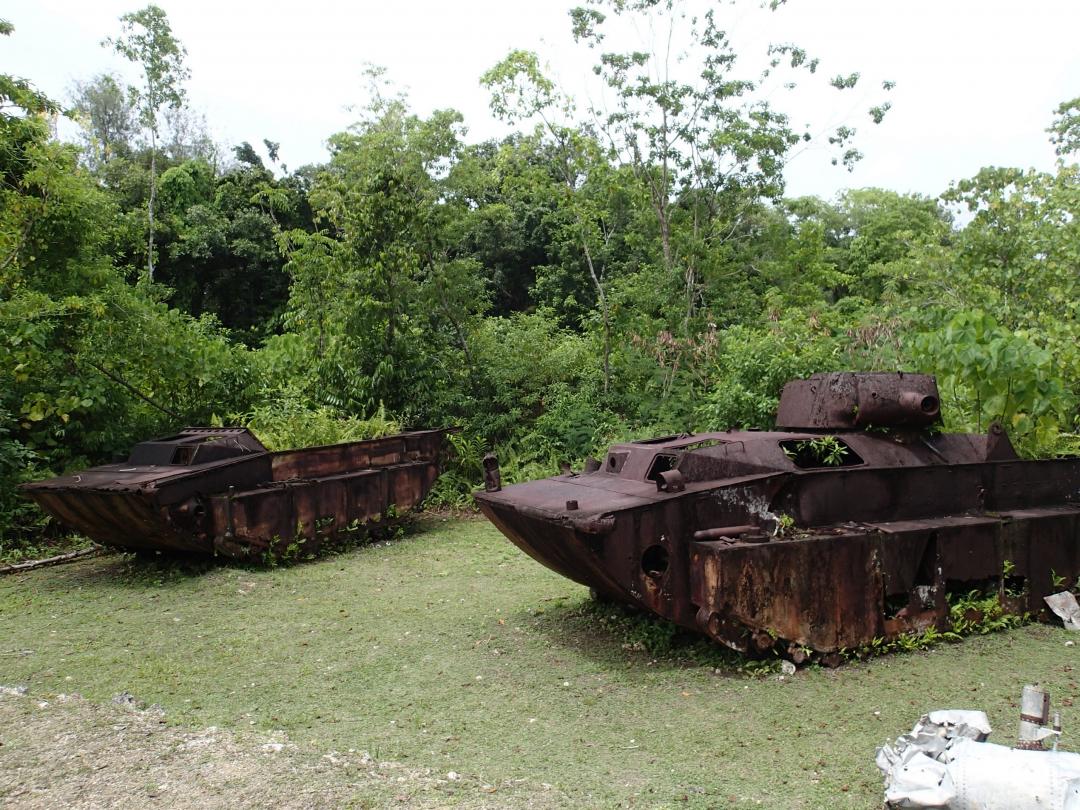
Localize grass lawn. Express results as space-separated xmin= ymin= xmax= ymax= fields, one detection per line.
xmin=2 ymin=516 xmax=1077 ymax=808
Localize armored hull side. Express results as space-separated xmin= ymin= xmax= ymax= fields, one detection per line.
xmin=22 ymin=427 xmax=450 ymax=557
xmin=475 ymin=373 xmax=1080 ymax=658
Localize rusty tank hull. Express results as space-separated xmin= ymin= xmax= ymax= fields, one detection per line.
xmin=21 ymin=427 xmax=449 ymax=558
xmin=475 ymin=373 xmax=1080 ymax=659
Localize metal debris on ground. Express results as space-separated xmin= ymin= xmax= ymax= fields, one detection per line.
xmin=1046 ymin=591 xmax=1080 ymax=631
xmin=877 ymin=687 xmax=1080 ymax=809
xmin=475 ymin=372 xmax=1080 ymax=661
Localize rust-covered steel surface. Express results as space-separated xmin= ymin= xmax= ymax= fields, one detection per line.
xmin=21 ymin=427 xmax=449 ymax=557
xmin=475 ymin=372 xmax=1080 ymax=660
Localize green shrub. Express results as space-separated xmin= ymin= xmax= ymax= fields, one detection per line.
xmin=468 ymin=312 xmax=599 ymax=444
xmin=237 ymin=394 xmax=401 ymax=451
xmin=908 ymin=310 xmax=1075 ymax=456
xmin=426 ymin=431 xmax=485 ymax=508
xmin=695 ymin=311 xmax=847 ymax=430
xmin=0 ymin=407 xmax=50 ymax=555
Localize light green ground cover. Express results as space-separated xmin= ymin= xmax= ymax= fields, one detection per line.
xmin=2 ymin=517 xmax=1077 ymax=808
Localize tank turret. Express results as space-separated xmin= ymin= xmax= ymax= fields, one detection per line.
xmin=776 ymin=371 xmax=940 ymax=430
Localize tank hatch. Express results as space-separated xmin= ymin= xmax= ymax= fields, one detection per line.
xmin=127 ymin=427 xmax=267 ymax=466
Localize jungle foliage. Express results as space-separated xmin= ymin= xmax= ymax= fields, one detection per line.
xmin=2 ymin=3 xmax=1079 ymax=545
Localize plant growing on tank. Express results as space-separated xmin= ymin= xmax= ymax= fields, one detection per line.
xmin=772 ymin=513 xmax=796 ymax=537
xmin=806 ymin=436 xmax=850 ymax=465
xmin=1002 ymin=558 xmax=1027 ymax=598
xmin=781 ymin=435 xmax=851 ymax=467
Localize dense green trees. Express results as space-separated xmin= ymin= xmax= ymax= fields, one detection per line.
xmin=0 ymin=18 xmax=253 ymax=548
xmin=277 ymin=92 xmax=488 ymax=420
xmin=2 ymin=3 xmax=1078 ymax=545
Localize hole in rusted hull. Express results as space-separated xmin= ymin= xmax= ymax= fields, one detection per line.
xmin=172 ymin=446 xmax=195 ymax=465
xmin=646 ymin=454 xmax=678 ymax=484
xmin=946 ymin=578 xmax=998 ymax=596
xmin=1005 ymin=576 xmax=1027 ymax=598
xmin=883 ymin=593 xmax=910 ymax=620
xmin=641 ymin=545 xmax=669 ymax=578
xmin=778 ymin=439 xmax=863 ymax=469
xmin=915 ymin=533 xmax=938 ymax=586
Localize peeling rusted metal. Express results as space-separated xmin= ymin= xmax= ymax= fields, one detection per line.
xmin=475 ymin=372 xmax=1080 ymax=660
xmin=21 ymin=427 xmax=450 ymax=558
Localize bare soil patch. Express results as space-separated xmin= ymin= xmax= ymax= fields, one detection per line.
xmin=0 ymin=688 xmax=531 ymax=809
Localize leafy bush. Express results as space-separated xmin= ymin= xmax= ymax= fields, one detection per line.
xmin=0 ymin=407 xmax=50 ymax=555
xmin=426 ymin=431 xmax=485 ymax=508
xmin=516 ymin=383 xmax=616 ymax=467
xmin=467 ymin=312 xmax=600 ymax=443
xmin=695 ymin=310 xmax=848 ymax=430
xmin=909 ymin=310 xmax=1075 ymax=456
xmin=237 ymin=393 xmax=401 ymax=451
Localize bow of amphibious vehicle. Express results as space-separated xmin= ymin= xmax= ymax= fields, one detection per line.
xmin=475 ymin=372 xmax=1080 ymax=660
xmin=21 ymin=427 xmax=450 ymax=558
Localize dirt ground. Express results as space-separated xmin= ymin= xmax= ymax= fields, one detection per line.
xmin=0 ymin=687 xmax=527 ymax=809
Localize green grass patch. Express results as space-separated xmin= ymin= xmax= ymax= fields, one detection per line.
xmin=2 ymin=518 xmax=1078 ymax=808
xmin=0 ymin=532 xmax=95 ymax=566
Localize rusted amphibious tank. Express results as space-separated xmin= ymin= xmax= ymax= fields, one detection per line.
xmin=21 ymin=427 xmax=449 ymax=558
xmin=475 ymin=373 xmax=1080 ymax=660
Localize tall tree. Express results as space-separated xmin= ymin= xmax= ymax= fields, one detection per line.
xmin=69 ymin=73 xmax=137 ymax=171
xmin=104 ymin=4 xmax=189 ymax=282
xmin=483 ymin=50 xmax=623 ymax=393
xmin=569 ymin=0 xmax=892 ymax=330
xmin=281 ymin=87 xmax=488 ymax=420
xmin=152 ymin=151 xmax=305 ymax=341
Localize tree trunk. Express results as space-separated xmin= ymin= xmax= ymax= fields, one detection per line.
xmin=581 ymin=229 xmax=611 ymax=396
xmin=147 ymin=126 xmax=157 ymax=283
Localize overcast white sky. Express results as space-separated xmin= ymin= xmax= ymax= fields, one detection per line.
xmin=5 ymin=0 xmax=1078 ymax=199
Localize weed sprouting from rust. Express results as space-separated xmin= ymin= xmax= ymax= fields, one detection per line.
xmin=843 ymin=589 xmax=1031 ymax=662
xmin=561 ymin=586 xmax=1034 ymax=671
